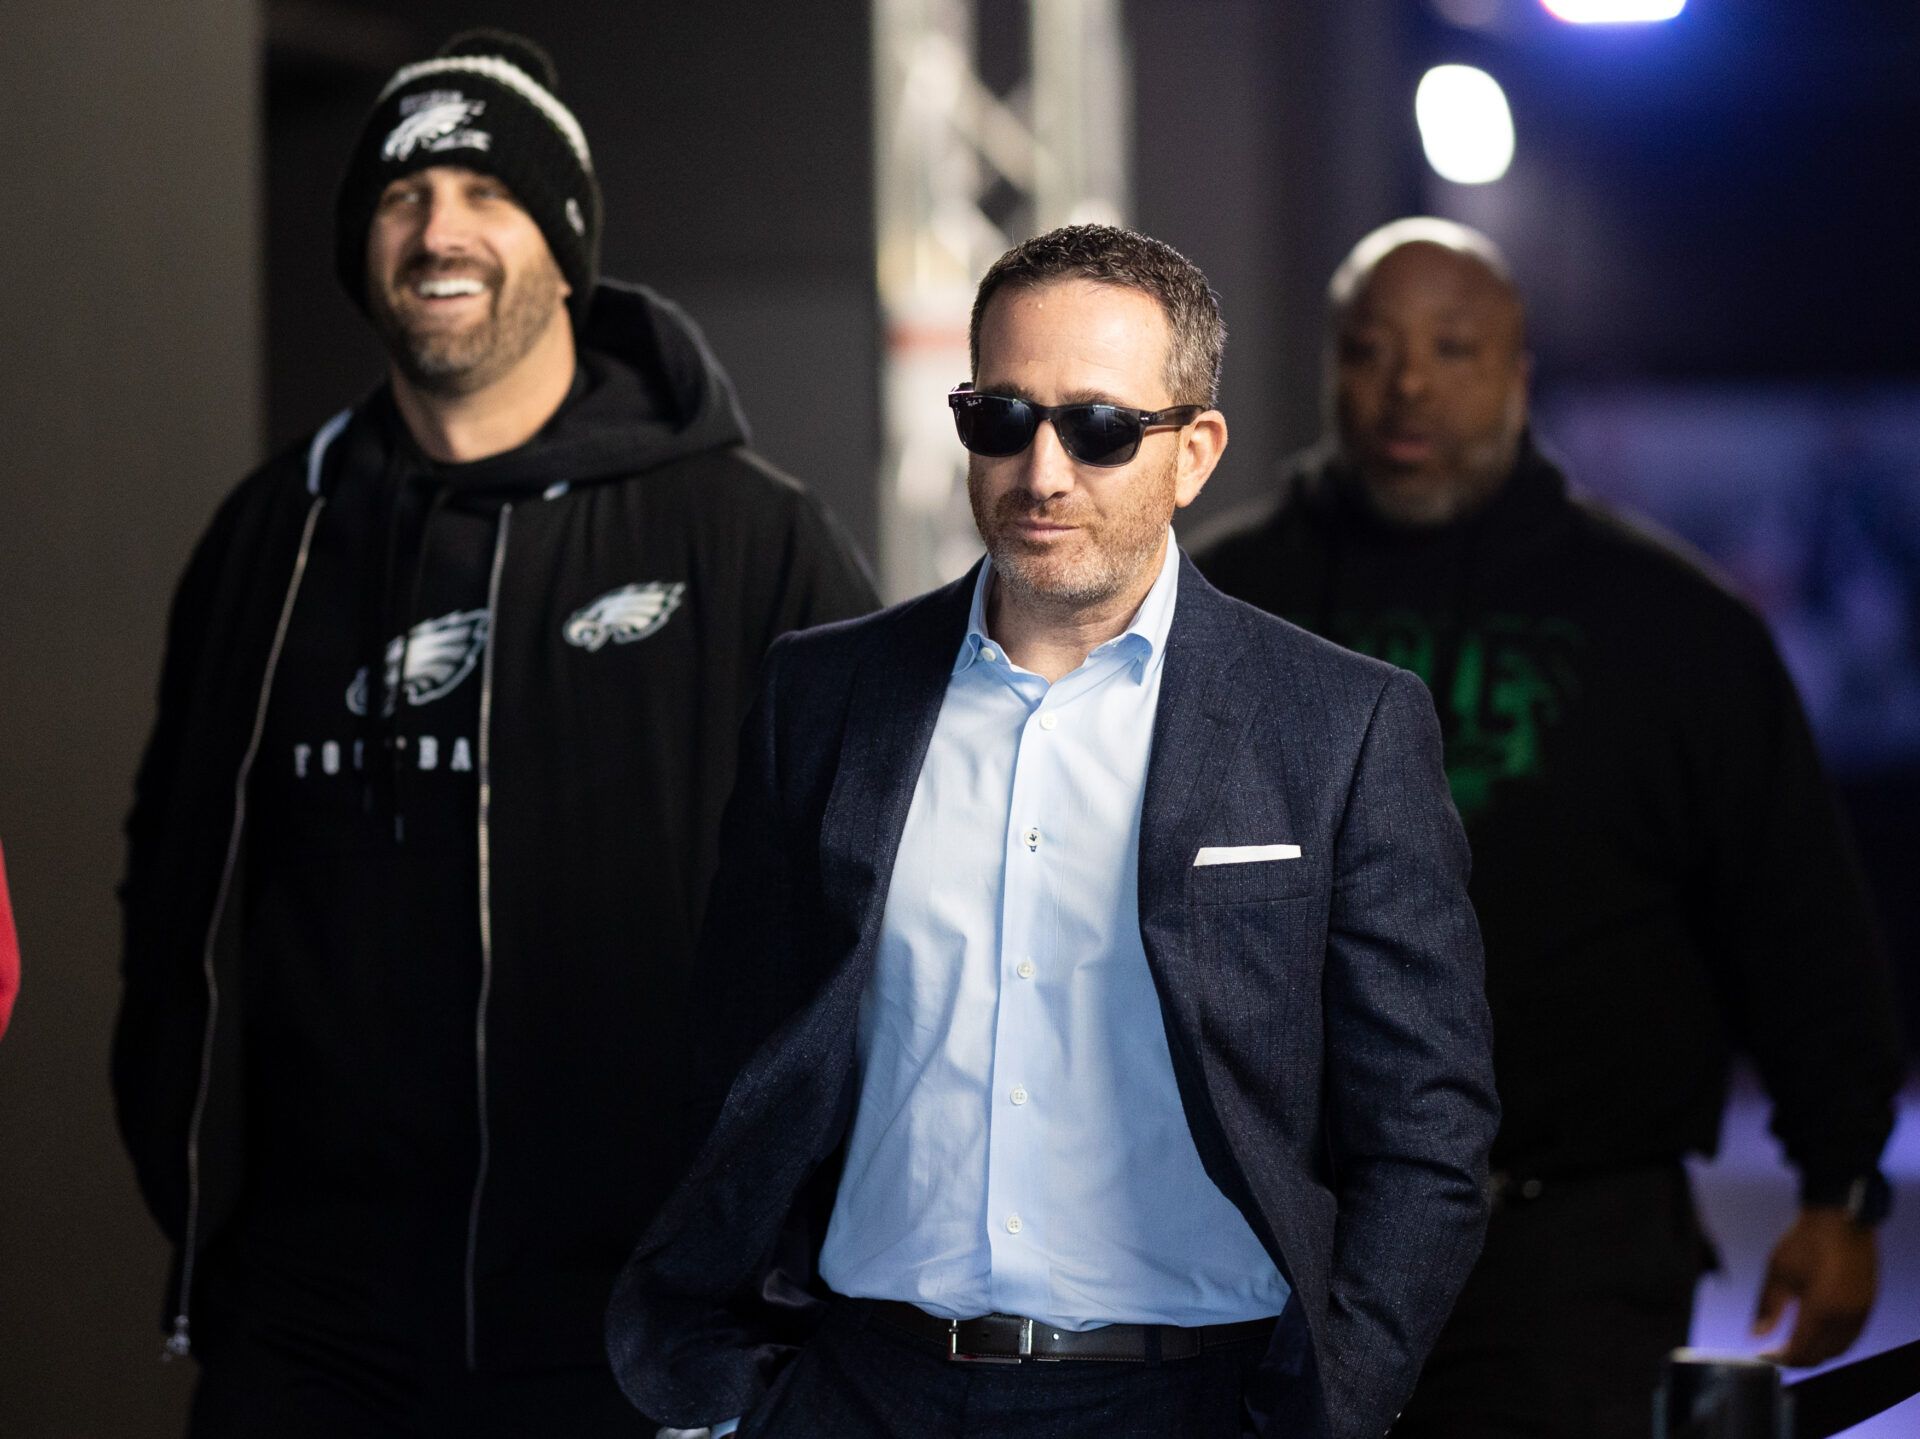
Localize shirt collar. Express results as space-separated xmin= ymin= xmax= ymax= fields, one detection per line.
xmin=953 ymin=529 xmax=1181 ymax=681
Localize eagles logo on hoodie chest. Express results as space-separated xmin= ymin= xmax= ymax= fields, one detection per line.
xmin=561 ymin=581 xmax=688 ymax=653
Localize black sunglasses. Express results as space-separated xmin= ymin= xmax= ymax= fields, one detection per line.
xmin=948 ymin=385 xmax=1207 ymax=468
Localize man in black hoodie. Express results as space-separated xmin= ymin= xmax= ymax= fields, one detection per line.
xmin=113 ymin=30 xmax=875 ymax=1438
xmin=1192 ymin=219 xmax=1904 ymax=1438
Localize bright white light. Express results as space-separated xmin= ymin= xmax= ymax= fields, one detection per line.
xmin=1542 ymin=0 xmax=1685 ymax=21
xmin=1415 ymin=66 xmax=1515 ymax=185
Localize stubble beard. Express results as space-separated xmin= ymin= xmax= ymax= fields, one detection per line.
xmin=1350 ymin=397 xmax=1526 ymax=528
xmin=970 ymin=450 xmax=1176 ymax=613
xmin=369 ymin=253 xmax=566 ymax=398
xmin=1358 ymin=458 xmax=1504 ymax=527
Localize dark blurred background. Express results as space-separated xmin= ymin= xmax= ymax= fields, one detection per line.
xmin=3 ymin=1 xmax=1915 ymax=1432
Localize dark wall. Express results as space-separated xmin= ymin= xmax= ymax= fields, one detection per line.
xmin=0 ymin=3 xmax=261 ymax=1433
xmin=1134 ymin=0 xmax=1420 ymax=531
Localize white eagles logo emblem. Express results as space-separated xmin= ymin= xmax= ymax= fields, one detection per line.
xmin=346 ymin=608 xmax=491 ymax=716
xmin=564 ymin=582 xmax=687 ymax=651
xmin=380 ymin=96 xmax=491 ymax=164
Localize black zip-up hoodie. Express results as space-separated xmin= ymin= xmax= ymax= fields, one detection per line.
xmin=1192 ymin=438 xmax=1903 ymax=1196
xmin=114 ymin=281 xmax=878 ymax=1370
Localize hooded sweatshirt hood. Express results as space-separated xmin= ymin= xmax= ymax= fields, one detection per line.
xmin=1207 ymin=431 xmax=1573 ymax=646
xmin=1278 ymin=430 xmax=1569 ymax=549
xmin=340 ymin=279 xmax=752 ymax=497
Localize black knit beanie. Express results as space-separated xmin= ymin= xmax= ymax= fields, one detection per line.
xmin=335 ymin=30 xmax=602 ymax=323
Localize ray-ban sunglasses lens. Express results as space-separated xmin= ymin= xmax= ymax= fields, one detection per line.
xmin=948 ymin=386 xmax=1202 ymax=468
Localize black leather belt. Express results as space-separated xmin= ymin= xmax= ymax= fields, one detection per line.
xmin=864 ymin=1299 xmax=1275 ymax=1364
xmin=1487 ymin=1160 xmax=1685 ymax=1210
xmin=1486 ymin=1169 xmax=1549 ymax=1206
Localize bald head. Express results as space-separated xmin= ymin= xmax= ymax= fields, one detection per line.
xmin=1327 ymin=219 xmax=1530 ymax=526
xmin=1328 ymin=217 xmax=1518 ymax=317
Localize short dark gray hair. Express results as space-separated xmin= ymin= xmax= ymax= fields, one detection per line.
xmin=969 ymin=224 xmax=1226 ymax=407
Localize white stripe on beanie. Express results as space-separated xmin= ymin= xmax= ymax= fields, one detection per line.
xmin=378 ymin=54 xmax=592 ymax=171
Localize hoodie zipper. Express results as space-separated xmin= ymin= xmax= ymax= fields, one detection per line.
xmin=463 ymin=503 xmax=512 ymax=1370
xmin=165 ymin=494 xmax=327 ymax=1360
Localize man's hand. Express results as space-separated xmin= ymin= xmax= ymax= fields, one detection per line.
xmin=1750 ymin=1206 xmax=1878 ymax=1367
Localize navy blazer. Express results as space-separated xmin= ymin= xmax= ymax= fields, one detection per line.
xmin=609 ymin=554 xmax=1497 ymax=1439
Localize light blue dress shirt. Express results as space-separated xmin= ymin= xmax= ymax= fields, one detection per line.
xmin=816 ymin=535 xmax=1289 ymax=1330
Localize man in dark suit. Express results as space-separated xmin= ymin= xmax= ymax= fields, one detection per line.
xmin=608 ymin=225 xmax=1499 ymax=1439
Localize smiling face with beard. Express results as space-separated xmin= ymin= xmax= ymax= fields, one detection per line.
xmin=365 ymin=166 xmax=570 ymax=398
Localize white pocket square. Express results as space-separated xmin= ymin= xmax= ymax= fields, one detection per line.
xmin=1193 ymin=844 xmax=1302 ymax=867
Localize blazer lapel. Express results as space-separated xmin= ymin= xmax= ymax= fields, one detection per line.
xmin=1138 ymin=554 xmax=1262 ymax=939
xmin=817 ymin=565 xmax=978 ymax=952
xmin=1135 ymin=555 xmax=1287 ymax=1271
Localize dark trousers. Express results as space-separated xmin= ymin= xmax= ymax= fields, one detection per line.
xmin=1391 ymin=1164 xmax=1708 ymax=1439
xmin=738 ymin=1300 xmax=1269 ymax=1439
xmin=184 ymin=1311 xmax=649 ymax=1439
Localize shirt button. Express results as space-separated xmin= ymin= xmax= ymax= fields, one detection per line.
xmin=1023 ymin=827 xmax=1040 ymax=851
xmin=1016 ymin=959 xmax=1036 ymax=980
xmin=1010 ymin=1085 xmax=1028 ymax=1106
xmin=981 ymin=646 xmax=998 ymax=662
xmin=1038 ymin=712 xmax=1058 ymax=731
xmin=1006 ymin=1213 xmax=1023 ymax=1235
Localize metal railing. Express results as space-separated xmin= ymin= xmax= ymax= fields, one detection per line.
xmin=1656 ymin=1339 xmax=1920 ymax=1438
xmin=870 ymin=0 xmax=1130 ymax=602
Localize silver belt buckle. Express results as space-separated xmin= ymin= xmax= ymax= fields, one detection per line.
xmin=947 ymin=1316 xmax=1029 ymax=1364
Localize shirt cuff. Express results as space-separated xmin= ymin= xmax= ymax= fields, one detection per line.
xmin=712 ymin=1421 xmax=742 ymax=1437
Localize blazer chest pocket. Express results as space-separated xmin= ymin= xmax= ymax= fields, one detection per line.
xmin=1187 ymin=852 xmax=1319 ymax=906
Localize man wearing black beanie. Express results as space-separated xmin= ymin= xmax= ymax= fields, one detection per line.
xmin=114 ymin=30 xmax=876 ymax=1437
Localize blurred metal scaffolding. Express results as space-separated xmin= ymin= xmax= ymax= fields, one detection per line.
xmin=872 ymin=0 xmax=1131 ymax=600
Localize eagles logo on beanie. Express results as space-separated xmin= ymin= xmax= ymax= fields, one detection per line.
xmin=335 ymin=30 xmax=602 ymax=323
